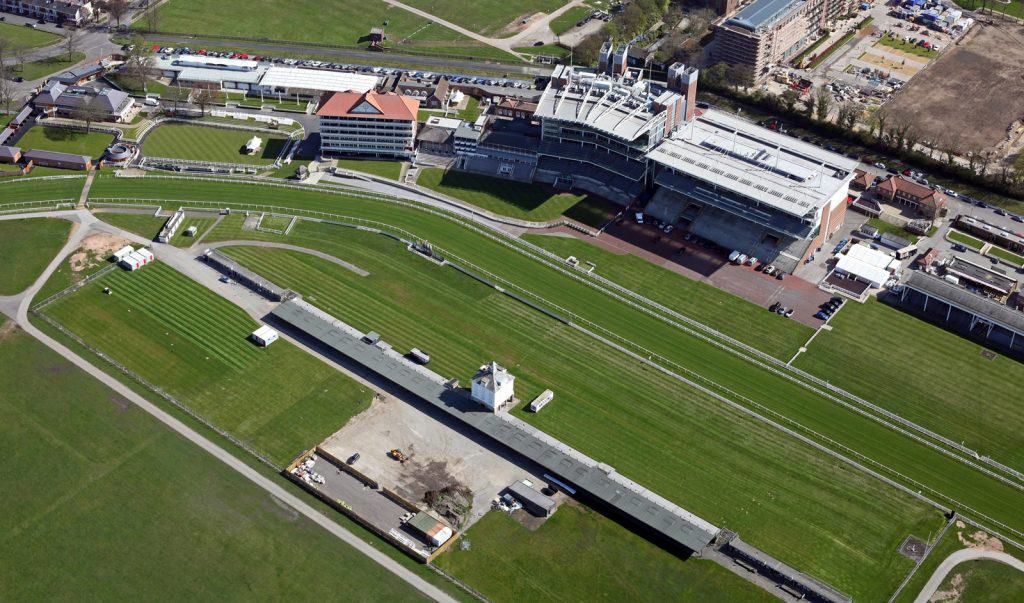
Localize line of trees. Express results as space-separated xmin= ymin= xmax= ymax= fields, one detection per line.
xmin=573 ymin=0 xmax=672 ymax=65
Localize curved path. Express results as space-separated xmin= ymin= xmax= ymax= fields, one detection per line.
xmin=2 ymin=209 xmax=455 ymax=603
xmin=913 ymin=548 xmax=1024 ymax=603
xmin=201 ymin=240 xmax=370 ymax=276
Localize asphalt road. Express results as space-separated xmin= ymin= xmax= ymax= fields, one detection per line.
xmin=913 ymin=547 xmax=1024 ymax=603
xmin=0 ymin=208 xmax=456 ymax=603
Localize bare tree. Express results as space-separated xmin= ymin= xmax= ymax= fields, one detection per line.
xmin=124 ymin=37 xmax=153 ymax=93
xmin=13 ymin=46 xmax=27 ymax=76
xmin=64 ymin=29 xmax=80 ymax=61
xmin=0 ymin=37 xmax=9 ymax=72
xmin=0 ymin=68 xmax=14 ymax=116
xmin=145 ymin=4 xmax=160 ymax=32
xmin=193 ymin=88 xmax=214 ymax=117
xmin=73 ymin=93 xmax=107 ymax=133
xmin=101 ymin=0 xmax=130 ymax=28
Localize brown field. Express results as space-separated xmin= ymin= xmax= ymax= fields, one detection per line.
xmin=884 ymin=22 xmax=1024 ymax=154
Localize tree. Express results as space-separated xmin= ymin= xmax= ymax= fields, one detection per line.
xmin=124 ymin=37 xmax=153 ymax=93
xmin=101 ymin=0 xmax=130 ymax=27
xmin=73 ymin=93 xmax=106 ymax=133
xmin=699 ymin=62 xmax=728 ymax=88
xmin=0 ymin=37 xmax=9 ymax=72
xmin=64 ymin=29 xmax=80 ymax=61
xmin=145 ymin=4 xmax=160 ymax=31
xmin=193 ymin=88 xmax=214 ymax=117
xmin=724 ymin=63 xmax=754 ymax=89
xmin=0 ymin=67 xmax=14 ymax=116
xmin=812 ymin=87 xmax=831 ymax=122
xmin=780 ymin=89 xmax=799 ymax=113
xmin=572 ymin=34 xmax=605 ymax=67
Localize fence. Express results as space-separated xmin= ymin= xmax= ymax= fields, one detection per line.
xmin=0 ymin=200 xmax=77 ymax=215
xmin=30 ymin=264 xmax=116 ymax=312
xmin=83 ymin=180 xmax=1024 ymax=542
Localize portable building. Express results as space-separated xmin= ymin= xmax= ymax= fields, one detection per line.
xmin=135 ymin=247 xmax=155 ymax=263
xmin=409 ymin=347 xmax=430 ymax=364
xmin=508 ymin=480 xmax=557 ymax=517
xmin=0 ymin=145 xmax=22 ymax=163
xmin=529 ymin=389 xmax=554 ymax=412
xmin=119 ymin=253 xmax=143 ymax=271
xmin=251 ymin=325 xmax=279 ymax=347
xmin=112 ymin=245 xmax=135 ymax=261
xmin=405 ymin=512 xmax=453 ymax=547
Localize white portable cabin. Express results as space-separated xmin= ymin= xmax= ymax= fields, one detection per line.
xmin=135 ymin=247 xmax=155 ymax=264
xmin=529 ymin=389 xmax=554 ymax=412
xmin=119 ymin=252 xmax=144 ymax=271
xmin=111 ymin=245 xmax=135 ymax=261
xmin=251 ymin=325 xmax=279 ymax=347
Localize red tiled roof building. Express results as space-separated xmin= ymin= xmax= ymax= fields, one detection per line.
xmin=317 ymin=90 xmax=420 ymax=159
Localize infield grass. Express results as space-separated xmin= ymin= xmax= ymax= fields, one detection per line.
xmin=16 ymin=126 xmax=112 ymax=158
xmin=142 ymin=124 xmax=288 ymax=165
xmin=417 ymin=168 xmax=589 ymax=221
xmin=0 ymin=320 xmax=426 ymax=601
xmin=436 ymin=504 xmax=774 ymax=602
xmin=98 ymin=212 xmax=165 ymax=240
xmin=0 ymin=175 xmax=84 ymax=206
xmin=43 ymin=262 xmax=373 ymax=465
xmin=0 ymin=218 xmax=70 ymax=295
xmin=337 ymin=159 xmax=403 ymax=180
xmin=146 ymin=0 xmax=520 ymax=61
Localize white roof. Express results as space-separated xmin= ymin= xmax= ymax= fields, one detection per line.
xmin=259 ymin=67 xmax=379 ymax=93
xmin=834 ymin=244 xmax=894 ymax=287
xmin=647 ymin=109 xmax=858 ymax=218
xmin=153 ymin=55 xmax=267 ymax=85
xmin=425 ymin=116 xmax=462 ymax=130
xmin=252 ymin=325 xmax=278 ymax=339
xmin=534 ymin=65 xmax=679 ymax=143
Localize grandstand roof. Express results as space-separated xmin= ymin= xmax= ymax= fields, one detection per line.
xmin=260 ymin=67 xmax=379 ymax=93
xmin=534 ymin=65 xmax=680 ymax=144
xmin=904 ymin=271 xmax=1024 ymax=333
xmin=727 ymin=0 xmax=805 ymax=32
xmin=647 ymin=109 xmax=857 ymax=219
xmin=153 ymin=54 xmax=268 ymax=85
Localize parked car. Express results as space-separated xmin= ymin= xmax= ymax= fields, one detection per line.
xmin=995 ymin=209 xmax=1006 ymax=216
xmin=952 ymin=243 xmax=968 ymax=252
xmin=874 ymin=162 xmax=886 ymax=170
xmin=745 ymin=256 xmax=757 ymax=266
xmin=347 ymin=452 xmax=360 ymax=465
xmin=775 ymin=272 xmax=785 ymax=280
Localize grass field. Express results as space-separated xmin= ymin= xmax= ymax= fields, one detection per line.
xmin=987 ymin=245 xmax=1024 ymax=266
xmin=171 ymin=217 xmax=217 ymax=247
xmin=0 ymin=176 xmax=84 ymax=206
xmin=795 ymin=298 xmax=1024 ymax=469
xmin=948 ymin=229 xmax=986 ymax=249
xmin=867 ymin=218 xmax=918 ymax=243
xmin=417 ymin=168 xmax=588 ymax=221
xmin=0 ymin=218 xmax=70 ymax=295
xmin=337 ymin=159 xmax=403 ymax=180
xmin=0 ymin=320 xmax=426 ymax=601
xmin=16 ymin=126 xmax=113 ymax=158
xmin=513 ymin=43 xmax=570 ymax=57
xmin=525 ymin=234 xmax=812 ymax=358
xmin=436 ymin=504 xmax=773 ymax=602
xmin=142 ymin=124 xmax=288 ymax=165
xmin=79 ymin=177 xmax=1024 ymax=589
xmin=878 ymin=35 xmax=939 ymax=59
xmin=931 ymin=559 xmax=1024 ymax=602
xmin=391 ymin=0 xmax=566 ymax=37
xmin=0 ymin=21 xmax=60 ymax=50
xmin=214 ymin=231 xmax=942 ymax=600
xmin=146 ymin=0 xmax=520 ymax=61
xmin=550 ymin=5 xmax=591 ymax=35
xmin=98 ymin=212 xmax=166 ymax=240
xmin=954 ymin=0 xmax=1024 ymax=18
xmin=15 ymin=52 xmax=86 ymax=82
xmin=44 ymin=262 xmax=373 ymax=465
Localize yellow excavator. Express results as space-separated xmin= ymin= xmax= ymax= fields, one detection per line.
xmin=388 ymin=448 xmax=408 ymax=463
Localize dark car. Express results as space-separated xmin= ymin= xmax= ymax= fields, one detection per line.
xmin=769 ymin=301 xmax=781 ymax=312
xmin=995 ymin=209 xmax=1006 ymax=216
xmin=952 ymin=243 xmax=968 ymax=253
xmin=347 ymin=452 xmax=360 ymax=465
xmin=775 ymin=272 xmax=785 ymax=280
xmin=1012 ymin=215 xmax=1024 ymax=223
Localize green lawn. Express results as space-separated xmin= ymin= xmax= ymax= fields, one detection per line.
xmin=878 ymin=35 xmax=939 ymax=59
xmin=795 ymin=298 xmax=1024 ymax=469
xmin=393 ymin=0 xmax=566 ymax=37
xmin=336 ymin=159 xmax=403 ymax=180
xmin=16 ymin=126 xmax=112 ymax=159
xmin=514 ymin=43 xmax=570 ymax=58
xmin=0 ymin=21 xmax=61 ymax=51
xmin=562 ymin=195 xmax=622 ymax=227
xmin=98 ymin=212 xmax=166 ymax=240
xmin=867 ymin=218 xmax=918 ymax=243
xmin=77 ymin=176 xmax=1024 ymax=597
xmin=0 ymin=176 xmax=85 ymax=206
xmin=213 ymin=231 xmax=942 ymax=601
xmin=0 ymin=320 xmax=426 ymax=601
xmin=0 ymin=218 xmax=70 ymax=295
xmin=987 ymin=245 xmax=1024 ymax=267
xmin=417 ymin=168 xmax=588 ymax=222
xmin=15 ymin=52 xmax=86 ymax=82
xmin=550 ymin=5 xmax=591 ymax=35
xmin=171 ymin=216 xmax=217 ymax=247
xmin=932 ymin=559 xmax=1024 ymax=602
xmin=954 ymin=0 xmax=1024 ymax=18
xmin=436 ymin=505 xmax=773 ymax=602
xmin=525 ymin=234 xmax=812 ymax=358
xmin=142 ymin=124 xmax=289 ymax=165
xmin=260 ymin=215 xmax=293 ymax=232
xmin=948 ymin=229 xmax=986 ymax=250
xmin=145 ymin=0 xmax=520 ymax=61
xmin=269 ymin=160 xmax=312 ymax=179
xmin=44 ymin=262 xmax=373 ymax=465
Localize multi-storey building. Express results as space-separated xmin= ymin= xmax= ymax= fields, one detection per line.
xmin=0 ymin=0 xmax=93 ymax=26
xmin=33 ymin=81 xmax=135 ymax=122
xmin=316 ymin=90 xmax=419 ymax=159
xmin=714 ymin=0 xmax=855 ymax=79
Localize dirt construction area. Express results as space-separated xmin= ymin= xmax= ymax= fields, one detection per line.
xmin=884 ymin=22 xmax=1024 ymax=157
xmin=319 ymin=393 xmax=548 ymax=528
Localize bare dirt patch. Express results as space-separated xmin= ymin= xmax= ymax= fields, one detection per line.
xmin=930 ymin=571 xmax=965 ymax=602
xmin=495 ymin=11 xmax=546 ymax=38
xmin=884 ymin=22 xmax=1024 ymax=156
xmin=68 ymin=233 xmax=129 ymax=274
xmin=0 ymin=320 xmax=19 ymax=343
xmin=956 ymin=527 xmax=1004 ymax=552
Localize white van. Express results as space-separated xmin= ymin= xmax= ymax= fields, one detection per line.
xmin=144 ymin=97 xmax=159 ymax=106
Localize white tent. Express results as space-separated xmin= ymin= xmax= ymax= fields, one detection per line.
xmin=245 ymin=136 xmax=263 ymax=154
xmin=834 ymin=244 xmax=894 ymax=288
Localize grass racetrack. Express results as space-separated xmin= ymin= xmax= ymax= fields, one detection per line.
xmin=78 ymin=176 xmax=1024 ymax=597
xmin=16 ymin=126 xmax=113 ymax=158
xmin=794 ymin=298 xmax=1024 ymax=469
xmin=417 ymin=168 xmax=589 ymax=222
xmin=44 ymin=262 xmax=372 ymax=466
xmin=436 ymin=503 xmax=773 ymax=602
xmin=98 ymin=212 xmax=166 ymax=240
xmin=0 ymin=218 xmax=70 ymax=295
xmin=146 ymin=0 xmax=520 ymax=61
xmin=142 ymin=124 xmax=289 ymax=165
xmin=0 ymin=320 xmax=426 ymax=601
xmin=0 ymin=176 xmax=85 ymax=206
